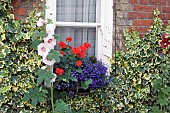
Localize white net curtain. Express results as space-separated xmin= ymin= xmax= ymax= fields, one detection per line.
xmin=55 ymin=0 xmax=97 ymax=56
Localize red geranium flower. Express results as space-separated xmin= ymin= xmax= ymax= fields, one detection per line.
xmin=66 ymin=37 xmax=72 ymax=42
xmin=79 ymin=45 xmax=87 ymax=52
xmin=72 ymin=47 xmax=81 ymax=55
xmin=84 ymin=42 xmax=91 ymax=49
xmin=77 ymin=52 xmax=86 ymax=58
xmin=60 ymin=50 xmax=65 ymax=56
xmin=58 ymin=41 xmax=66 ymax=48
xmin=76 ymin=60 xmax=82 ymax=67
xmin=55 ymin=68 xmax=64 ymax=76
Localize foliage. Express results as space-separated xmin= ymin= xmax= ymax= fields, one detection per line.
xmin=0 ymin=1 xmax=51 ymax=112
xmin=109 ymin=9 xmax=170 ymax=112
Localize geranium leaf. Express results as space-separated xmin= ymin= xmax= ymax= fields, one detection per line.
xmin=22 ymin=87 xmax=47 ymax=106
xmin=47 ymin=49 xmax=62 ymax=62
xmin=36 ymin=69 xmax=54 ymax=85
xmin=54 ymin=99 xmax=73 ymax=113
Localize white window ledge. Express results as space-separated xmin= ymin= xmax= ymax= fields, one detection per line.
xmin=55 ymin=22 xmax=101 ymax=28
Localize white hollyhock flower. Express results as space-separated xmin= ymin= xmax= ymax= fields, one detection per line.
xmin=41 ymin=66 xmax=47 ymax=70
xmin=42 ymin=55 xmax=56 ymax=66
xmin=44 ymin=31 xmax=56 ymax=49
xmin=36 ymin=18 xmax=46 ymax=27
xmin=50 ymin=74 xmax=56 ymax=82
xmin=37 ymin=43 xmax=50 ymax=56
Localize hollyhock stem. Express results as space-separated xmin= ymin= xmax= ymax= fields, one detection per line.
xmin=51 ymin=83 xmax=54 ymax=113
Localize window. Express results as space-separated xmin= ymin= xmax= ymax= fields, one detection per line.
xmin=46 ymin=0 xmax=113 ymax=64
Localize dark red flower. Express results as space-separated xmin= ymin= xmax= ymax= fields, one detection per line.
xmin=72 ymin=47 xmax=81 ymax=55
xmin=84 ymin=42 xmax=91 ymax=49
xmin=76 ymin=60 xmax=82 ymax=67
xmin=158 ymin=50 xmax=170 ymax=54
xmin=55 ymin=68 xmax=64 ymax=76
xmin=58 ymin=41 xmax=66 ymax=48
xmin=160 ymin=38 xmax=169 ymax=48
xmin=66 ymin=37 xmax=72 ymax=42
xmin=60 ymin=50 xmax=65 ymax=56
xmin=77 ymin=52 xmax=86 ymax=58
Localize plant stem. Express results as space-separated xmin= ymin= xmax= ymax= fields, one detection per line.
xmin=51 ymin=83 xmax=54 ymax=113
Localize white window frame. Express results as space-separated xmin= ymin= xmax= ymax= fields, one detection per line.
xmin=45 ymin=0 xmax=113 ymax=65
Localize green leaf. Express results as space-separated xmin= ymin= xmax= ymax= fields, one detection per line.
xmin=77 ymin=68 xmax=82 ymax=73
xmin=54 ymin=99 xmax=73 ymax=113
xmin=38 ymin=31 xmax=46 ymax=38
xmin=150 ymin=106 xmax=163 ymax=113
xmin=36 ymin=69 xmax=54 ymax=85
xmin=81 ymin=79 xmax=92 ymax=90
xmin=53 ymin=34 xmax=60 ymax=40
xmin=157 ymin=91 xmax=168 ymax=106
xmin=30 ymin=40 xmax=42 ymax=49
xmin=22 ymin=87 xmax=47 ymax=106
xmin=47 ymin=49 xmax=62 ymax=62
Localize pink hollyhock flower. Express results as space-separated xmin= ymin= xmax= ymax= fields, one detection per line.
xmin=42 ymin=55 xmax=56 ymax=66
xmin=44 ymin=32 xmax=56 ymax=49
xmin=36 ymin=18 xmax=47 ymax=27
xmin=37 ymin=43 xmax=50 ymax=56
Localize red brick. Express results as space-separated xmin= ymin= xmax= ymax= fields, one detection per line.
xmin=158 ymin=14 xmax=165 ymax=19
xmin=14 ymin=16 xmax=21 ymax=20
xmin=163 ymin=20 xmax=168 ymax=26
xmin=137 ymin=12 xmax=147 ymax=19
xmin=128 ymin=12 xmax=137 ymax=19
xmin=128 ymin=26 xmax=137 ymax=32
xmin=147 ymin=13 xmax=154 ymax=19
xmin=133 ymin=19 xmax=153 ymax=26
xmin=162 ymin=7 xmax=170 ymax=13
xmin=137 ymin=27 xmax=148 ymax=33
xmin=149 ymin=0 xmax=166 ymax=6
xmin=139 ymin=0 xmax=149 ymax=5
xmin=15 ymin=8 xmax=27 ymax=16
xmin=165 ymin=14 xmax=170 ymax=20
xmin=12 ymin=0 xmax=20 ymax=7
xmin=167 ymin=0 xmax=170 ymax=6
xmin=129 ymin=0 xmax=139 ymax=4
xmin=134 ymin=5 xmax=153 ymax=12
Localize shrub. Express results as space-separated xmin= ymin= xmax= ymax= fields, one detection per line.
xmin=109 ymin=10 xmax=170 ymax=112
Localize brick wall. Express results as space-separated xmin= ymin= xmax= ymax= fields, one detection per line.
xmin=11 ymin=0 xmax=43 ymax=20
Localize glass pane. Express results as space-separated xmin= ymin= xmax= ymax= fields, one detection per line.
xmin=56 ymin=0 xmax=96 ymax=22
xmin=55 ymin=27 xmax=96 ymax=56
